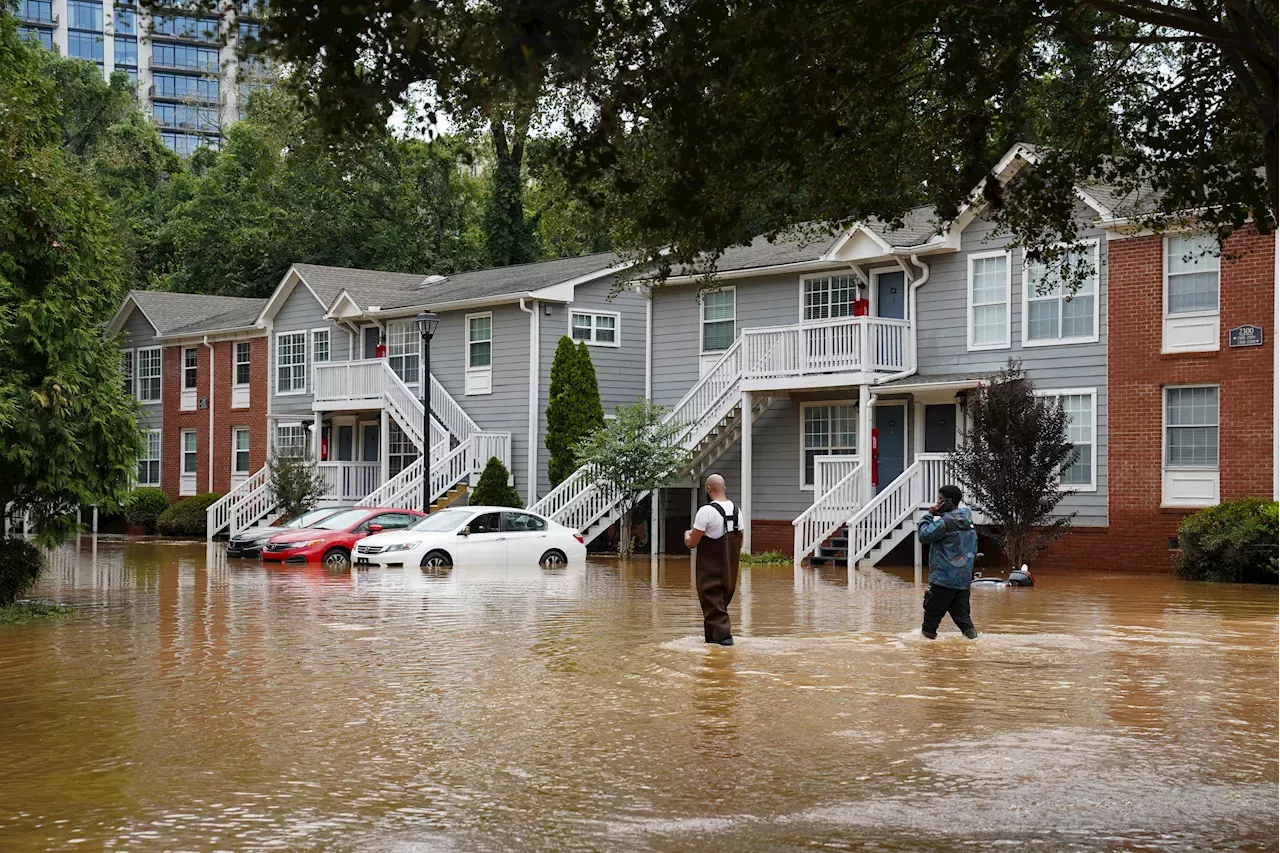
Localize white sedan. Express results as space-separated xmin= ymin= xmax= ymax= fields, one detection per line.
xmin=351 ymin=506 xmax=586 ymax=569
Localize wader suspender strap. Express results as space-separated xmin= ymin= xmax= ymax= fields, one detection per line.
xmin=710 ymin=501 xmax=740 ymax=534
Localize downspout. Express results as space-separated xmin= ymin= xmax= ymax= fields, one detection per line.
xmin=643 ymin=286 xmax=653 ymax=400
xmin=204 ymin=336 xmax=215 ymax=493
xmin=519 ymin=297 xmax=539 ymax=506
xmin=873 ymin=252 xmax=930 ymax=386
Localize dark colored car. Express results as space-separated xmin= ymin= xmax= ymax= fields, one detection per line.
xmin=260 ymin=508 xmax=425 ymax=566
xmin=226 ymin=506 xmax=353 ymax=558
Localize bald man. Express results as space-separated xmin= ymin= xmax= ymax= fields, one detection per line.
xmin=684 ymin=473 xmax=742 ymax=646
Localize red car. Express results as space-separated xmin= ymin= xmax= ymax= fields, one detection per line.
xmin=260 ymin=507 xmax=426 ymax=566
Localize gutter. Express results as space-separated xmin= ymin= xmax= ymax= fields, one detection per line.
xmin=204 ymin=336 xmax=215 ymax=493
xmin=874 ymin=253 xmax=931 ymax=386
xmin=518 ymin=298 xmax=539 ymax=506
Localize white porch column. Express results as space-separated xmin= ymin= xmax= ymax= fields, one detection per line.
xmin=859 ymin=385 xmax=874 ymax=504
xmin=379 ymin=409 xmax=390 ymax=486
xmin=740 ymin=390 xmax=753 ymax=553
xmin=310 ymin=413 xmax=322 ymax=459
xmin=650 ymin=488 xmax=659 ymax=557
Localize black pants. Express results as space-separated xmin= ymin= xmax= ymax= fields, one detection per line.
xmin=922 ymin=584 xmax=976 ymax=638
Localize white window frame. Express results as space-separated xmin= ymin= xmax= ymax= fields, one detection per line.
xmin=1021 ymin=239 xmax=1101 ymax=347
xmin=180 ymin=428 xmax=198 ymax=496
xmin=800 ymin=274 xmax=858 ymax=323
xmin=966 ymin=249 xmax=1012 ymax=352
xmin=182 ymin=346 xmax=198 ymax=390
xmin=386 ymin=320 xmax=421 ymax=386
xmin=310 ymin=327 xmax=331 ymax=390
xmin=136 ymin=346 xmax=162 ymax=403
xmin=798 ymin=400 xmax=859 ymax=490
xmin=274 ymin=422 xmax=308 ymax=458
xmin=231 ymin=426 xmax=251 ymax=476
xmin=1162 ymin=234 xmax=1221 ymax=353
xmin=275 ymin=331 xmax=307 ymax=395
xmin=233 ymin=341 xmax=252 ymax=386
xmin=121 ymin=348 xmax=135 ymax=397
xmin=700 ymin=286 xmax=736 ymax=356
xmin=568 ymin=310 xmax=621 ymax=347
xmin=465 ymin=312 xmax=493 ymax=396
xmin=136 ymin=427 xmax=161 ymax=487
xmin=1034 ymin=387 xmax=1098 ymax=491
xmin=1162 ymin=383 xmax=1220 ymax=507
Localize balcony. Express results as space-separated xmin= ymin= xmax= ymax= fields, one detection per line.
xmin=16 ymin=11 xmax=57 ymax=27
xmin=738 ymin=316 xmax=912 ymax=390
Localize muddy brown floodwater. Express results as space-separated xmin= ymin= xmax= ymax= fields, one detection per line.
xmin=0 ymin=539 xmax=1276 ymax=852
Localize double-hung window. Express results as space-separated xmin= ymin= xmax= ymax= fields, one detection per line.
xmin=465 ymin=313 xmax=493 ymax=395
xmin=967 ymin=250 xmax=1011 ymax=350
xmin=1163 ymin=235 xmax=1220 ymax=352
xmin=137 ymin=429 xmax=161 ymax=486
xmin=275 ymin=423 xmax=307 ymax=458
xmin=701 ymin=289 xmax=735 ymax=352
xmin=570 ymin=311 xmax=620 ymax=346
xmin=1163 ymin=385 xmax=1219 ymax=506
xmin=121 ymin=349 xmax=134 ymax=396
xmin=801 ymin=403 xmax=858 ymax=487
xmin=1036 ymin=390 xmax=1097 ymax=489
xmin=386 ymin=321 xmax=419 ymax=385
xmin=136 ymin=347 xmax=161 ymax=402
xmin=232 ymin=428 xmax=251 ymax=476
xmin=1024 ymin=240 xmax=1099 ymax=345
xmin=234 ymin=341 xmax=251 ymax=385
xmin=311 ymin=328 xmax=331 ymax=387
xmin=180 ymin=429 xmax=198 ymax=495
xmin=276 ymin=331 xmax=306 ymax=394
xmin=802 ymin=275 xmax=857 ymax=322
xmin=183 ymin=347 xmax=198 ymax=390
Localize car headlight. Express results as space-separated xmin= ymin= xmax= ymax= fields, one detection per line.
xmin=385 ymin=541 xmax=421 ymax=552
xmin=293 ymin=539 xmax=325 ymax=549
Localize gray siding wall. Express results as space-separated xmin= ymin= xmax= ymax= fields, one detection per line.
xmin=120 ymin=307 xmax=163 ymax=430
xmin=534 ymin=280 xmax=650 ymax=497
xmin=268 ymin=281 xmax=347 ymax=416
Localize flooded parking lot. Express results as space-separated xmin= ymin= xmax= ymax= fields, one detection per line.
xmin=0 ymin=539 xmax=1275 ymax=851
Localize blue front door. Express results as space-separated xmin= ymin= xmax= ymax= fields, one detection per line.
xmin=875 ymin=404 xmax=906 ymax=491
xmin=877 ymin=271 xmax=906 ymax=319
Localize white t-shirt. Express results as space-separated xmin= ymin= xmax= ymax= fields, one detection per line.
xmin=693 ymin=500 xmax=739 ymax=540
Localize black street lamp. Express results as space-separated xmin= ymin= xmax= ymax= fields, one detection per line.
xmin=415 ymin=310 xmax=440 ymax=513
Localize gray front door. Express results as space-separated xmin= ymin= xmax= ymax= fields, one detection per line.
xmin=362 ymin=424 xmax=380 ymax=462
xmin=875 ymin=404 xmax=906 ymax=490
xmin=924 ymin=404 xmax=958 ymax=453
xmin=363 ymin=326 xmax=380 ymax=359
xmin=877 ymin=271 xmax=906 ymax=320
xmin=337 ymin=425 xmax=354 ymax=461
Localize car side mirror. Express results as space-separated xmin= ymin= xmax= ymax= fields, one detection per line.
xmin=460 ymin=526 xmax=471 ymax=536
xmin=367 ymin=524 xmax=383 ymax=534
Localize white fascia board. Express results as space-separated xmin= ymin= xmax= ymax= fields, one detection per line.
xmin=820 ymin=224 xmax=895 ymax=261
xmin=324 ymin=290 xmax=363 ymax=320
xmin=160 ymin=326 xmax=267 ymax=346
xmin=107 ymin=293 xmax=149 ymax=335
xmin=254 ymin=266 xmax=325 ymax=326
xmin=530 ymin=260 xmax=640 ymax=301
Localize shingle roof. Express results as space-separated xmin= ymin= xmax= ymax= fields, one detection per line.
xmin=688 ymin=230 xmax=839 ymax=275
xmin=876 ymin=371 xmax=996 ymax=389
xmin=291 ymin=264 xmax=430 ymax=310
xmin=864 ymin=206 xmax=945 ymax=248
xmin=129 ymin=291 xmax=266 ymax=336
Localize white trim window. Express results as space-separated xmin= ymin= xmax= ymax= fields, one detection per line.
xmin=1037 ymin=389 xmax=1097 ymax=490
xmin=183 ymin=347 xmax=198 ymax=390
xmin=1163 ymin=234 xmax=1221 ymax=353
xmin=276 ymin=331 xmax=307 ymax=394
xmin=465 ymin=312 xmax=493 ymax=395
xmin=701 ymin=288 xmax=735 ymax=353
xmin=137 ymin=428 xmax=161 ymax=486
xmin=275 ymin=423 xmax=308 ymax=458
xmin=388 ymin=421 xmax=419 ymax=477
xmin=570 ymin=310 xmax=620 ymax=346
xmin=1024 ymin=240 xmax=1100 ymax=345
xmin=311 ymin=328 xmax=331 ymax=390
xmin=802 ymin=274 xmax=857 ymax=322
xmin=1163 ymin=385 xmax=1220 ymax=506
xmin=121 ymin=349 xmax=134 ymax=397
xmin=232 ymin=427 xmax=251 ymax=476
xmin=967 ymin=250 xmax=1011 ymax=350
xmin=180 ymin=429 xmax=198 ymax=495
xmin=136 ymin=346 xmax=161 ymax=402
xmin=386 ymin=320 xmax=420 ymax=385
xmin=800 ymin=402 xmax=857 ymax=488
xmin=234 ymin=341 xmax=252 ymax=386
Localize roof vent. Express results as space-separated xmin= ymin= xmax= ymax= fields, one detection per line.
xmin=420 ymin=274 xmax=448 ymax=288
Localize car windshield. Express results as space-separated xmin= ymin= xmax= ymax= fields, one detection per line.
xmin=288 ymin=508 xmax=341 ymax=528
xmin=406 ymin=509 xmax=472 ymax=533
xmin=312 ymin=509 xmax=369 ymax=531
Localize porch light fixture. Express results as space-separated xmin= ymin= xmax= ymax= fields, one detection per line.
xmin=416 ymin=311 xmax=439 ymax=513
xmin=954 ymin=389 xmax=969 ymax=410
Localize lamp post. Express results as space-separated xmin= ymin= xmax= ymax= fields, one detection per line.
xmin=415 ymin=311 xmax=440 ymax=513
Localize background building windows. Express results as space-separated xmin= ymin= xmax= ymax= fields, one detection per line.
xmin=68 ymin=30 xmax=105 ymax=66
xmin=153 ymin=13 xmax=221 ymax=42
xmin=153 ymin=73 xmax=219 ymax=102
xmin=19 ymin=27 xmax=54 ymax=49
xmin=152 ymin=42 xmax=219 ymax=72
xmin=18 ymin=0 xmax=54 ymax=23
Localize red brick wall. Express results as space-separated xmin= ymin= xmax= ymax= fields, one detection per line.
xmin=160 ymin=337 xmax=268 ymax=502
xmin=752 ymin=519 xmax=795 ymax=554
xmin=1105 ymin=226 xmax=1275 ymax=572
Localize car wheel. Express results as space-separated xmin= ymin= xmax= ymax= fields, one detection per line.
xmin=539 ymin=549 xmax=568 ymax=568
xmin=322 ymin=547 xmax=350 ymax=567
xmin=420 ymin=550 xmax=453 ymax=569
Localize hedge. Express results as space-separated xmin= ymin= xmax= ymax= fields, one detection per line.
xmin=123 ymin=488 xmax=170 ymax=534
xmin=156 ymin=493 xmax=223 ymax=537
xmin=1175 ymin=498 xmax=1278 ymax=584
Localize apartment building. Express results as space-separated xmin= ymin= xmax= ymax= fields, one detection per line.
xmin=15 ymin=0 xmax=269 ymax=155
xmin=108 ymin=290 xmax=268 ymax=502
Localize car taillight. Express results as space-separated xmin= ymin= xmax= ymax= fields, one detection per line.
xmin=573 ymin=533 xmax=584 ymax=544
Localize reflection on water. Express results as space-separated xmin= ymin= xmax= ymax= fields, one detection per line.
xmin=0 ymin=539 xmax=1275 ymax=852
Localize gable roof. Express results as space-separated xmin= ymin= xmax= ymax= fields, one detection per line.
xmin=113 ymin=290 xmax=266 ymax=337
xmin=290 ymin=264 xmax=431 ymax=310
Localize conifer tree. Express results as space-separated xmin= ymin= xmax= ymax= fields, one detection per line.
xmin=470 ymin=457 xmax=522 ymax=508
xmin=545 ymin=337 xmax=604 ymax=486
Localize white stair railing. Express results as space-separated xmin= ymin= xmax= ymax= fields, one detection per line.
xmin=231 ymin=474 xmax=277 ymax=537
xmin=431 ymin=373 xmax=480 ymax=440
xmin=792 ymin=463 xmax=864 ymax=562
xmin=467 ymin=432 xmax=511 ymax=472
xmin=206 ymin=465 xmax=268 ymax=541
xmin=846 ymin=461 xmax=923 ymax=565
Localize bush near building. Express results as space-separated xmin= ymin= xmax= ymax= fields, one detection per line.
xmin=1175 ymin=498 xmax=1278 ymax=584
xmin=0 ymin=538 xmax=45 ymax=607
xmin=156 ymin=493 xmax=223 ymax=537
xmin=470 ymin=457 xmax=521 ymax=508
xmin=123 ymin=488 xmax=170 ymax=534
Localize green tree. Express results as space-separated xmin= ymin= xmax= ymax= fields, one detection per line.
xmin=0 ymin=16 xmax=144 ymax=545
xmin=545 ymin=337 xmax=605 ymax=486
xmin=267 ymin=452 xmax=329 ymax=520
xmin=948 ymin=362 xmax=1078 ymax=571
xmin=470 ymin=456 xmax=522 ymax=507
xmin=574 ymin=400 xmax=689 ymax=557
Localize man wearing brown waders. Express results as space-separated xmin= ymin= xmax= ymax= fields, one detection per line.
xmin=684 ymin=474 xmax=742 ymax=646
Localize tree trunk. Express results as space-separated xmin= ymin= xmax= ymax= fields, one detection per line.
xmin=617 ymin=506 xmax=633 ymax=558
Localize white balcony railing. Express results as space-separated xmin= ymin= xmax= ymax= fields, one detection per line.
xmin=318 ymin=461 xmax=381 ymax=502
xmin=741 ymin=316 xmax=911 ymax=380
xmin=314 ymin=360 xmax=385 ymax=406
